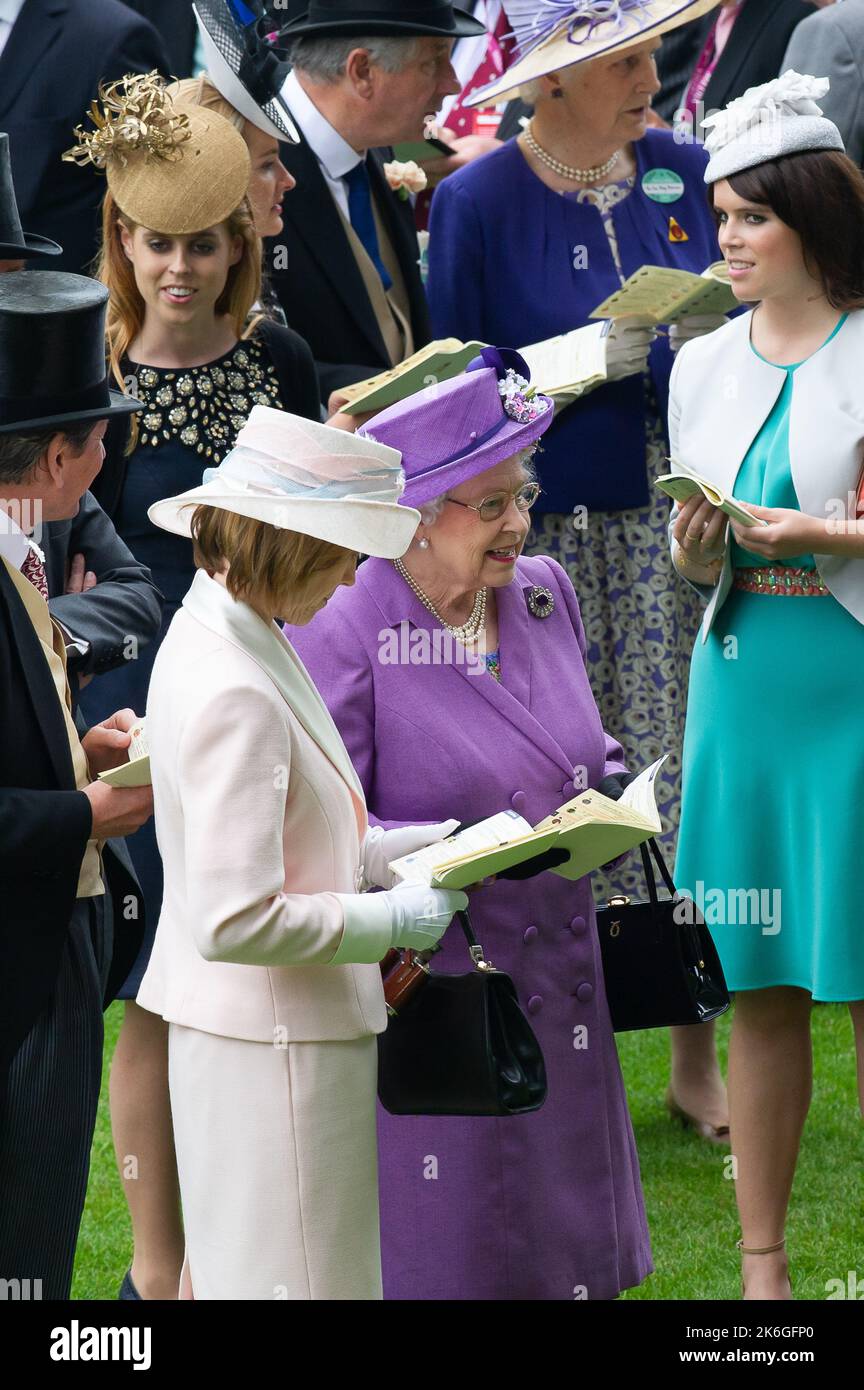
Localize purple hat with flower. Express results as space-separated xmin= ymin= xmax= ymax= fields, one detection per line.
xmin=357 ymin=347 xmax=554 ymax=508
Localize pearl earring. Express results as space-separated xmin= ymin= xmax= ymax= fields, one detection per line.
xmin=418 ymin=537 xmax=430 ymax=550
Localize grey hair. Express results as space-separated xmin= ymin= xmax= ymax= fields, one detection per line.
xmin=420 ymin=445 xmax=539 ymax=527
xmin=289 ymin=35 xmax=422 ymax=82
xmin=0 ymin=421 xmax=95 ymax=486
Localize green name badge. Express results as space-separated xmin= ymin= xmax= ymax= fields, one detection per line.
xmin=642 ymin=168 xmax=685 ymax=203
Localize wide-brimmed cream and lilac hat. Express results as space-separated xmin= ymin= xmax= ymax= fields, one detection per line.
xmin=148 ymin=405 xmax=421 ymax=557
xmin=466 ymin=0 xmax=721 ymax=108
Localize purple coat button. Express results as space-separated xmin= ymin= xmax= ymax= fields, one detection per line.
xmin=569 ymin=915 xmax=586 ymax=935
xmin=523 ymin=925 xmax=538 ymax=943
xmin=575 ymin=982 xmax=594 ymax=1004
xmin=561 ymin=780 xmax=575 ymax=800
xmin=527 ymin=994 xmax=543 ymax=1014
xmin=511 ymin=790 xmax=527 ymax=813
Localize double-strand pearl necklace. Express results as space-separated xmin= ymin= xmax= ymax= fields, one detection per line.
xmin=393 ymin=558 xmax=486 ymax=644
xmin=524 ymin=120 xmax=620 ymax=184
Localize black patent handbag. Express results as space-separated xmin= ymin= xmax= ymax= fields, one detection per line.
xmin=377 ymin=910 xmax=548 ymax=1117
xmin=595 ymin=838 xmax=731 ymax=1032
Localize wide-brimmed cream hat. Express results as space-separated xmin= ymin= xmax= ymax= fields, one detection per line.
xmin=466 ymin=0 xmax=721 ymax=108
xmin=149 ymin=404 xmax=421 ymax=558
xmin=63 ymin=72 xmax=251 ymax=233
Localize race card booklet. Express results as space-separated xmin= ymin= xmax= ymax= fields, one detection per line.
xmin=655 ymin=458 xmax=768 ymax=528
xmin=519 ymin=321 xmax=609 ymax=398
xmin=389 ymin=756 xmax=667 ymax=890
xmin=589 ymin=261 xmax=738 ymax=325
xmin=338 ymin=339 xmax=487 ymax=414
xmin=98 ymin=717 xmax=151 ymax=787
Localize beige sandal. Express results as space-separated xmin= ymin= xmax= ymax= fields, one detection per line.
xmin=737 ymin=1237 xmax=792 ymax=1299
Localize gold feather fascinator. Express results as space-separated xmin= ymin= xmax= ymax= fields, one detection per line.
xmin=63 ymin=71 xmax=251 ymax=234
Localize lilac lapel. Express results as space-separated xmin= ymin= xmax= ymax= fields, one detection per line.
xmin=376 ymin=563 xmax=575 ymax=781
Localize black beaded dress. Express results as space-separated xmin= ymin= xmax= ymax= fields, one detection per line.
xmin=83 ymin=319 xmax=321 ymax=993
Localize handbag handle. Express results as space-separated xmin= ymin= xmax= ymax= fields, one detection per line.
xmin=456 ymin=908 xmax=497 ymax=972
xmin=638 ymin=836 xmax=679 ymax=909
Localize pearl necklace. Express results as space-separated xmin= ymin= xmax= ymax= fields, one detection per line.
xmin=393 ymin=558 xmax=486 ymax=644
xmin=524 ymin=121 xmax=620 ymax=184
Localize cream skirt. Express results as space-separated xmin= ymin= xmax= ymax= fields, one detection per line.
xmin=169 ymin=1024 xmax=382 ymax=1300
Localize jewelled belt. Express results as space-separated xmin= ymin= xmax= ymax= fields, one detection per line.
xmin=732 ymin=566 xmax=829 ymax=596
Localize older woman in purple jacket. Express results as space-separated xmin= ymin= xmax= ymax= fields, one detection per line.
xmin=288 ymin=350 xmax=653 ymax=1301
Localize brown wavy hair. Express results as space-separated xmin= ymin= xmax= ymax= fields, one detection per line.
xmin=191 ymin=507 xmax=353 ymax=615
xmin=709 ymin=149 xmax=864 ymax=311
xmin=95 ymin=189 xmax=262 ymax=443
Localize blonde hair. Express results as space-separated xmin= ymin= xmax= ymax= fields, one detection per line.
xmin=167 ymin=75 xmax=245 ymax=133
xmin=191 ymin=507 xmax=353 ymax=615
xmin=96 ymin=189 xmax=262 ymax=447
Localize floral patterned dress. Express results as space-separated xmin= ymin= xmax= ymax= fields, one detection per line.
xmin=527 ymin=178 xmax=703 ymax=900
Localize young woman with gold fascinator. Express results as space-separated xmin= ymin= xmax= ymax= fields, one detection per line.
xmin=62 ymin=71 xmax=322 ymax=1301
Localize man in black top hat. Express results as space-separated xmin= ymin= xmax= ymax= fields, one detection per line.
xmin=1 ymin=133 xmax=163 ymax=702
xmin=0 ymin=271 xmax=153 ymax=1299
xmin=266 ymin=1 xmax=487 ymax=402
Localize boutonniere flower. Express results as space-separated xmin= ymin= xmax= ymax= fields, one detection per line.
xmin=383 ymin=159 xmax=428 ymax=200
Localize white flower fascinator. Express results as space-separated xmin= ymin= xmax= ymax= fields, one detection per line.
xmin=701 ymin=70 xmax=845 ymax=184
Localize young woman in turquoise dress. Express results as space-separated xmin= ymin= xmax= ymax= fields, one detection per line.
xmin=669 ymin=74 xmax=864 ymax=1299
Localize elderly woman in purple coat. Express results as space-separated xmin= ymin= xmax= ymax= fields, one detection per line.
xmin=288 ymin=349 xmax=653 ymax=1301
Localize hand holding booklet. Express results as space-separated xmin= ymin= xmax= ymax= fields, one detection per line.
xmin=389 ymin=756 xmax=667 ymax=890
xmin=98 ymin=718 xmax=151 ymax=787
xmin=655 ymin=459 xmax=769 ymax=528
xmin=589 ymin=261 xmax=737 ymax=326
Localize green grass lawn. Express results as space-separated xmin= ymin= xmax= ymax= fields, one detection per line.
xmin=72 ymin=1001 xmax=862 ymax=1300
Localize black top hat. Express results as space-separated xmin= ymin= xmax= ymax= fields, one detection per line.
xmin=0 ymin=273 xmax=142 ymax=435
xmin=273 ymin=0 xmax=486 ymax=42
xmin=0 ymin=134 xmax=63 ymax=260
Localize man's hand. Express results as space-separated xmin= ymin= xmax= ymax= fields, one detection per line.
xmin=81 ymin=708 xmax=139 ymax=775
xmin=66 ymin=552 xmax=97 ymax=594
xmin=326 ymin=389 xmax=378 ymax=432
xmin=82 ymin=781 xmax=153 ymax=840
xmin=419 ymin=129 xmax=501 ymax=186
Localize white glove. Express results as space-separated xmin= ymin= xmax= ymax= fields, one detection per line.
xmin=360 ymin=820 xmax=460 ymax=890
xmin=668 ymin=314 xmax=727 ymax=353
xmin=332 ymin=883 xmax=468 ymax=965
xmin=604 ymin=317 xmax=656 ymax=381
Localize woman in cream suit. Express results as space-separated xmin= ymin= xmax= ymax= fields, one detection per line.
xmin=137 ymin=405 xmax=466 ymax=1300
xmin=668 ymin=75 xmax=864 ymax=1299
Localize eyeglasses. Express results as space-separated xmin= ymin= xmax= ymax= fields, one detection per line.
xmin=445 ymin=481 xmax=541 ymax=523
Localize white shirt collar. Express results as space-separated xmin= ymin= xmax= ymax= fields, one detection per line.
xmin=0 ymin=0 xmax=25 ymax=25
xmin=280 ymin=68 xmax=364 ymax=181
xmin=0 ymin=507 xmax=37 ymax=571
